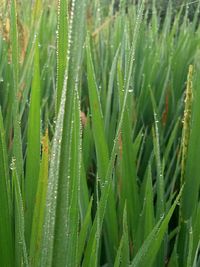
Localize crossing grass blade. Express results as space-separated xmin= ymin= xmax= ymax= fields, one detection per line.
xmin=52 ymin=0 xmax=87 ymax=265
xmin=39 ymin=0 xmax=87 ymax=266
xmin=1 ymin=1 xmax=200 ymax=266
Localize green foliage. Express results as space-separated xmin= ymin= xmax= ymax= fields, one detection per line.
xmin=0 ymin=0 xmax=200 ymax=266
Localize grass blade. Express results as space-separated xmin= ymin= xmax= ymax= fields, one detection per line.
xmin=25 ymin=36 xmax=41 ymax=247
xmin=0 ymin=109 xmax=14 ymax=266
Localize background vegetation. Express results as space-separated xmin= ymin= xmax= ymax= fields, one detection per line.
xmin=0 ymin=0 xmax=200 ymax=266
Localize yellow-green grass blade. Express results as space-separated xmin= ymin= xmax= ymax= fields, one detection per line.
xmin=0 ymin=109 xmax=14 ymax=266
xmin=10 ymin=0 xmax=19 ymax=94
xmin=29 ymin=130 xmax=49 ymax=266
xmin=32 ymin=0 xmax=42 ymax=27
xmin=25 ymin=36 xmax=41 ymax=248
xmin=56 ymin=0 xmax=68 ymax=112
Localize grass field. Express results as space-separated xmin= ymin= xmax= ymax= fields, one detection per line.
xmin=0 ymin=0 xmax=200 ymax=266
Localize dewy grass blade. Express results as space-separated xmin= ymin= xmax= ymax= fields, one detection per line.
xmin=63 ymin=87 xmax=82 ymax=267
xmin=52 ymin=0 xmax=87 ymax=265
xmin=25 ymin=36 xmax=41 ymax=248
xmin=56 ymin=0 xmax=68 ymax=112
xmin=2 ymin=1 xmax=200 ymax=266
xmin=0 ymin=109 xmax=14 ymax=267
xmin=84 ymin=3 xmax=145 ymax=264
xmin=180 ymin=65 xmax=193 ymax=187
xmin=152 ymin=112 xmax=165 ymax=219
xmin=39 ymin=75 xmax=67 ymax=267
xmin=40 ymin=0 xmax=87 ymax=266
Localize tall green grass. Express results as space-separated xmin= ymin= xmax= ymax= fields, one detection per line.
xmin=0 ymin=0 xmax=200 ymax=266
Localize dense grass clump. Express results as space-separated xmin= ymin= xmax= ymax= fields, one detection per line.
xmin=0 ymin=0 xmax=200 ymax=266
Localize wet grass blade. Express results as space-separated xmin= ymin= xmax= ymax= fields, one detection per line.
xmin=56 ymin=0 xmax=68 ymax=112
xmin=39 ymin=83 xmax=67 ymax=267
